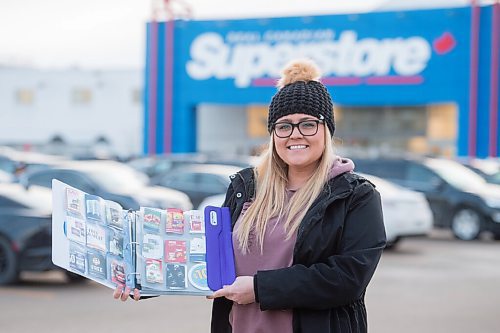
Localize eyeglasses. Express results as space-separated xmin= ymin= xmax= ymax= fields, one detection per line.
xmin=273 ymin=120 xmax=324 ymax=138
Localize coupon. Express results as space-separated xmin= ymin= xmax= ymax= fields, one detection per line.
xmin=189 ymin=236 xmax=206 ymax=262
xmin=166 ymin=208 xmax=184 ymax=234
xmin=143 ymin=208 xmax=162 ymax=233
xmin=166 ymin=264 xmax=186 ymax=290
xmin=164 ymin=240 xmax=187 ymax=263
xmin=87 ymin=250 xmax=106 ymax=280
xmin=86 ymin=223 xmax=107 ymax=252
xmin=85 ymin=194 xmax=104 ymax=222
xmin=110 ymin=259 xmax=126 ymax=286
xmin=106 ymin=201 xmax=123 ymax=230
xmin=66 ymin=187 xmax=84 ymax=217
xmin=185 ymin=210 xmax=204 ymax=234
xmin=142 ymin=234 xmax=163 ymax=260
xmin=145 ymin=259 xmax=163 ymax=284
xmin=66 ymin=215 xmax=86 ymax=245
xmin=69 ymin=244 xmax=86 ymax=274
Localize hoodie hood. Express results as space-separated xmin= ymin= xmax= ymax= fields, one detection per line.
xmin=328 ymin=156 xmax=355 ymax=180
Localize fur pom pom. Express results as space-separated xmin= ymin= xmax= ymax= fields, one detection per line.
xmin=276 ymin=59 xmax=321 ymax=89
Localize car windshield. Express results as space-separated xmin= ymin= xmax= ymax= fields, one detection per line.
xmin=424 ymin=159 xmax=486 ymax=191
xmin=486 ymin=172 xmax=500 ymax=185
xmin=84 ymin=166 xmax=148 ymax=192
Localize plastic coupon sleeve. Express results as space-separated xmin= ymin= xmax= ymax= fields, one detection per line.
xmin=51 ymin=180 xmax=235 ymax=296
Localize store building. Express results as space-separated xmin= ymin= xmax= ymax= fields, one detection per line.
xmin=143 ymin=3 xmax=499 ymax=158
xmin=0 ymin=68 xmax=143 ymax=158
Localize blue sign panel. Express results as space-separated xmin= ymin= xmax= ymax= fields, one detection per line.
xmin=175 ymin=8 xmax=469 ymax=105
xmin=144 ymin=6 xmax=499 ymax=156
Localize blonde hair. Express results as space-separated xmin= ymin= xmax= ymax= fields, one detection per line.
xmin=235 ymin=127 xmax=334 ymax=253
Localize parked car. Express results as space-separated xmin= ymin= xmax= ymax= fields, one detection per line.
xmin=354 ymin=157 xmax=500 ymax=241
xmin=0 ymin=146 xmax=66 ymax=177
xmin=0 ymin=183 xmax=53 ymax=284
xmin=456 ymin=158 xmax=500 ymax=185
xmin=152 ymin=164 xmax=241 ymax=208
xmin=22 ymin=160 xmax=193 ymax=211
xmin=128 ymin=153 xmax=256 ymax=179
xmin=127 ymin=153 xmax=206 ymax=178
xmin=197 ymin=173 xmax=433 ymax=249
xmin=361 ymin=173 xmax=433 ymax=248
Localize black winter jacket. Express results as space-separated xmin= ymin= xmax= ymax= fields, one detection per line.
xmin=211 ymin=168 xmax=386 ymax=333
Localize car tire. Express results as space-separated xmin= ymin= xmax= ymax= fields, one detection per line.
xmin=385 ymin=237 xmax=401 ymax=250
xmin=451 ymin=208 xmax=482 ymax=241
xmin=0 ymin=236 xmax=19 ymax=285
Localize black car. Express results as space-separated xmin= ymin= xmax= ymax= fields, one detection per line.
xmin=151 ymin=164 xmax=241 ymax=208
xmin=354 ymin=157 xmax=500 ymax=241
xmin=21 ymin=160 xmax=192 ymax=211
xmin=0 ymin=184 xmax=53 ymax=284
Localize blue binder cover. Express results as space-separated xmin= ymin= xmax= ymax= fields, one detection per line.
xmin=204 ymin=206 xmax=236 ymax=291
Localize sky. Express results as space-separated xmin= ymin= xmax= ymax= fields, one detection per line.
xmin=0 ymin=0 xmax=474 ymax=70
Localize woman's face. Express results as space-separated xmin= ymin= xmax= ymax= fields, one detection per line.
xmin=273 ymin=113 xmax=325 ymax=171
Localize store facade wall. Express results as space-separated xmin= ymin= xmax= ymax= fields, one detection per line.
xmin=144 ymin=4 xmax=499 ymax=157
xmin=0 ymin=68 xmax=143 ymax=158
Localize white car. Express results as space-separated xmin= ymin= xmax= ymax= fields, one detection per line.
xmin=198 ymin=173 xmax=433 ymax=249
xmin=361 ymin=173 xmax=433 ymax=248
xmin=24 ymin=160 xmax=193 ymax=211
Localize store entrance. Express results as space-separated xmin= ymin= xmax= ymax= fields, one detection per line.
xmin=334 ymin=104 xmax=457 ymax=157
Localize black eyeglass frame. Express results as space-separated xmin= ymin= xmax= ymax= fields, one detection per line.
xmin=272 ymin=119 xmax=324 ymax=138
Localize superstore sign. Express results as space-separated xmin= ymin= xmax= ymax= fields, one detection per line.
xmin=186 ymin=29 xmax=435 ymax=88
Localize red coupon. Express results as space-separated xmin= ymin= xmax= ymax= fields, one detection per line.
xmin=164 ymin=240 xmax=187 ymax=263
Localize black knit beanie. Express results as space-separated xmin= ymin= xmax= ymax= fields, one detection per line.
xmin=267 ymin=60 xmax=335 ymax=136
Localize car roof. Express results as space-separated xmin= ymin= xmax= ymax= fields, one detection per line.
xmin=129 ymin=153 xmax=257 ymax=168
xmin=0 ymin=147 xmax=66 ymax=165
xmin=167 ymin=164 xmax=242 ymax=176
xmin=32 ymin=160 xmax=136 ymax=173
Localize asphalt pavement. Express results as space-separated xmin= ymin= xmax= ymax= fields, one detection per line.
xmin=0 ymin=230 xmax=499 ymax=333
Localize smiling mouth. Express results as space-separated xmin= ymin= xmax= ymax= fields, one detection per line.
xmin=287 ymin=145 xmax=308 ymax=150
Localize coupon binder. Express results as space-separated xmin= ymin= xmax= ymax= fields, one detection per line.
xmin=52 ymin=179 xmax=236 ymax=296
xmin=204 ymin=206 xmax=236 ymax=291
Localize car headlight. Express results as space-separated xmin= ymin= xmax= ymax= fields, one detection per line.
xmin=483 ymin=197 xmax=500 ymax=209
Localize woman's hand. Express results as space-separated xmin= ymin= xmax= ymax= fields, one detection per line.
xmin=207 ymin=276 xmax=255 ymax=305
xmin=113 ymin=285 xmax=141 ymax=302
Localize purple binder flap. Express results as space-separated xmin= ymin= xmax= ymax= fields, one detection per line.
xmin=204 ymin=206 xmax=236 ymax=291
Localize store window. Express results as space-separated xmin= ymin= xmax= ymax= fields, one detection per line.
xmin=16 ymin=89 xmax=35 ymax=105
xmin=72 ymin=88 xmax=92 ymax=105
xmin=335 ymin=104 xmax=457 ymax=157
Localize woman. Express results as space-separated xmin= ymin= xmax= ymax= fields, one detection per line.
xmin=208 ymin=59 xmax=386 ymax=333
xmin=114 ymin=59 xmax=386 ymax=333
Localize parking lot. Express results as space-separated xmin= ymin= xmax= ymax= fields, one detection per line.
xmin=0 ymin=230 xmax=499 ymax=333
